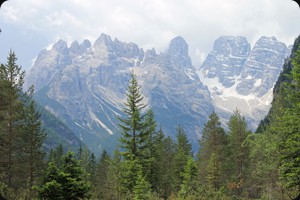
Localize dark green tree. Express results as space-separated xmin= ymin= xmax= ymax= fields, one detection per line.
xmin=87 ymin=152 xmax=97 ymax=184
xmin=174 ymin=126 xmax=192 ymax=192
xmin=48 ymin=144 xmax=64 ymax=167
xmin=197 ymin=112 xmax=227 ymax=191
xmin=226 ymin=109 xmax=251 ymax=197
xmin=179 ymin=156 xmax=198 ymax=198
xmin=159 ymin=136 xmax=177 ymax=198
xmin=132 ymin=164 xmax=152 ymax=200
xmin=38 ymin=151 xmax=91 ymax=199
xmin=140 ymin=109 xmax=157 ymax=186
xmin=18 ymin=86 xmax=46 ymax=198
xmin=105 ymin=149 xmax=123 ymax=199
xmin=92 ymin=150 xmax=111 ymax=199
xmin=118 ymin=73 xmax=147 ymax=160
xmin=0 ymin=51 xmax=25 ymax=188
xmin=279 ymin=47 xmax=300 ymax=197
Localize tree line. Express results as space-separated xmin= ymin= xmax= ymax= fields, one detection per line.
xmin=0 ymin=47 xmax=299 ymax=199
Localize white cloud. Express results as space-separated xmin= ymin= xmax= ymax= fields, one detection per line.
xmin=1 ymin=0 xmax=300 ymax=68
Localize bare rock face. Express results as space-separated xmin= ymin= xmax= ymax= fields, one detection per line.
xmin=236 ymin=36 xmax=288 ymax=97
xmin=26 ymin=34 xmax=213 ymax=153
xmin=199 ymin=36 xmax=289 ymax=129
xmin=26 ymin=33 xmax=290 ymax=153
xmin=201 ymin=36 xmax=251 ymax=87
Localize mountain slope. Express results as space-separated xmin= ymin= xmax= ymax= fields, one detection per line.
xmin=198 ymin=36 xmax=291 ymax=129
xmin=26 ymin=34 xmax=213 ymax=153
xmin=37 ymin=103 xmax=83 ymax=152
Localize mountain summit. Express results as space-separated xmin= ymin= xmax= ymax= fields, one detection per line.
xmin=25 ymin=34 xmax=213 ymax=153
xmin=198 ymin=35 xmax=291 ymax=128
xmin=25 ymin=34 xmax=289 ymax=153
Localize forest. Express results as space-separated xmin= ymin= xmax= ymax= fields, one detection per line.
xmin=0 ymin=36 xmax=299 ymax=199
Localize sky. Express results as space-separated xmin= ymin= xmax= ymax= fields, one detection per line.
xmin=0 ymin=0 xmax=300 ymax=70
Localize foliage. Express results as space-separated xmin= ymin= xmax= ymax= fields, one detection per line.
xmin=197 ymin=112 xmax=227 ymax=191
xmin=226 ymin=109 xmax=251 ymax=197
xmin=38 ymin=152 xmax=91 ymax=199
xmin=118 ymin=73 xmax=147 ymax=160
xmin=179 ymin=156 xmax=198 ymax=198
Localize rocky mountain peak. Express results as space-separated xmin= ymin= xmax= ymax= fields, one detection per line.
xmin=200 ymin=36 xmax=250 ymax=87
xmin=69 ymin=40 xmax=91 ymax=55
xmin=94 ymin=33 xmax=114 ymax=49
xmin=144 ymin=48 xmax=157 ymax=64
xmin=113 ymin=38 xmax=142 ymax=59
xmin=213 ymin=36 xmax=251 ymax=57
xmin=168 ymin=36 xmax=189 ymax=57
xmin=52 ymin=39 xmax=68 ymax=53
xmin=81 ymin=39 xmax=91 ymax=49
xmin=199 ymin=35 xmax=290 ymax=130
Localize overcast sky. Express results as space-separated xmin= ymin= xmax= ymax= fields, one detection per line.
xmin=0 ymin=0 xmax=300 ymax=69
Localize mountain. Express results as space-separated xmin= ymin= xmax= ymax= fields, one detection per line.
xmin=38 ymin=104 xmax=84 ymax=152
xmin=25 ymin=34 xmax=213 ymax=153
xmin=256 ymin=35 xmax=300 ymax=133
xmin=198 ymin=36 xmax=291 ymax=128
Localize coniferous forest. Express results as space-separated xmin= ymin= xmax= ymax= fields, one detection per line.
xmin=0 ymin=35 xmax=300 ymax=199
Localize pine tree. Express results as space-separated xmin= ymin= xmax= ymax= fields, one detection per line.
xmin=105 ymin=149 xmax=123 ymax=199
xmin=197 ymin=112 xmax=227 ymax=191
xmin=226 ymin=109 xmax=250 ymax=197
xmin=140 ymin=109 xmax=157 ymax=187
xmin=174 ymin=126 xmax=192 ymax=192
xmin=18 ymin=85 xmax=46 ymax=198
xmin=87 ymin=153 xmax=97 ymax=184
xmin=132 ymin=164 xmax=152 ymax=200
xmin=93 ymin=150 xmax=111 ymax=199
xmin=147 ymin=128 xmax=165 ymax=194
xmin=279 ymin=46 xmax=300 ymax=196
xmin=38 ymin=151 xmax=91 ymax=199
xmin=179 ymin=156 xmax=198 ymax=198
xmin=160 ymin=136 xmax=176 ymax=198
xmin=0 ymin=51 xmax=25 ymax=188
xmin=118 ymin=73 xmax=147 ymax=160
xmin=48 ymin=144 xmax=64 ymax=168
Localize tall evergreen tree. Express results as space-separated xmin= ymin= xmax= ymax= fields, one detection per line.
xmin=0 ymin=51 xmax=25 ymax=188
xmin=38 ymin=152 xmax=91 ymax=200
xmin=197 ymin=112 xmax=227 ymax=191
xmin=18 ymin=86 xmax=46 ymax=197
xmin=147 ymin=128 xmax=165 ymax=193
xmin=160 ymin=135 xmax=177 ymax=198
xmin=93 ymin=150 xmax=111 ymax=199
xmin=226 ymin=109 xmax=251 ymax=197
xmin=140 ymin=109 xmax=157 ymax=186
xmin=105 ymin=149 xmax=123 ymax=199
xmin=48 ymin=144 xmax=64 ymax=168
xmin=118 ymin=73 xmax=147 ymax=160
xmin=174 ymin=126 xmax=192 ymax=192
xmin=279 ymin=47 xmax=300 ymax=197
xmin=179 ymin=156 xmax=198 ymax=198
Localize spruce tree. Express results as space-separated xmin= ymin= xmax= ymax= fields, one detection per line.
xmin=118 ymin=73 xmax=147 ymax=160
xmin=279 ymin=47 xmax=300 ymax=195
xmin=19 ymin=85 xmax=46 ymax=197
xmin=0 ymin=51 xmax=25 ymax=188
xmin=140 ymin=109 xmax=157 ymax=186
xmin=174 ymin=126 xmax=192 ymax=192
xmin=226 ymin=109 xmax=250 ymax=196
xmin=38 ymin=152 xmax=91 ymax=199
xmin=197 ymin=112 xmax=227 ymax=191
xmin=132 ymin=164 xmax=152 ymax=200
xmin=179 ymin=156 xmax=198 ymax=198
xmin=93 ymin=150 xmax=111 ymax=199
xmin=105 ymin=149 xmax=123 ymax=199
xmin=160 ymin=136 xmax=176 ymax=198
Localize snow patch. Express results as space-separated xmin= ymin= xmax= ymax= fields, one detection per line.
xmin=254 ymin=79 xmax=262 ymax=87
xmin=88 ymin=109 xmax=113 ymax=135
